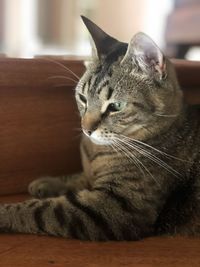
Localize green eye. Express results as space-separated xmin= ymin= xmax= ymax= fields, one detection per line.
xmin=107 ymin=102 xmax=124 ymax=112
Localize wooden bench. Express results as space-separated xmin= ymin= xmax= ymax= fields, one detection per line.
xmin=0 ymin=57 xmax=199 ymax=267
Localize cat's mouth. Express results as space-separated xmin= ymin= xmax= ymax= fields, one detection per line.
xmin=83 ymin=129 xmax=114 ymax=145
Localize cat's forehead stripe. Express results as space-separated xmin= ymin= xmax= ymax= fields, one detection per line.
xmin=82 ymin=82 xmax=89 ymax=95
xmin=97 ymin=80 xmax=109 ymax=94
xmin=107 ymin=87 xmax=114 ymax=100
xmin=83 ymin=76 xmax=92 ymax=94
xmin=84 ymin=44 xmax=128 ymax=97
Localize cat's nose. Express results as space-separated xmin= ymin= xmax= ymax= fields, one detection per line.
xmin=82 ymin=112 xmax=100 ymax=136
xmin=83 ymin=126 xmax=98 ymax=136
xmin=83 ymin=129 xmax=92 ymax=136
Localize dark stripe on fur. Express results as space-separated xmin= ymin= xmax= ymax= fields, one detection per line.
xmin=34 ymin=202 xmax=50 ymax=233
xmin=54 ymin=203 xmax=67 ymax=228
xmin=107 ymin=87 xmax=114 ymax=100
xmin=82 ymin=82 xmax=87 ymax=94
xmin=66 ymin=190 xmax=116 ymax=240
xmin=95 ymin=170 xmax=135 ymax=180
xmin=68 ymin=212 xmax=90 ymax=240
xmin=28 ymin=201 xmax=38 ymax=208
xmin=94 ymin=187 xmax=132 ymax=212
xmin=87 ymin=76 xmax=92 ymax=88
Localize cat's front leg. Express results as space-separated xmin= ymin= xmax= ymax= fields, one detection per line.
xmin=0 ymin=185 xmax=156 ymax=240
xmin=0 ymin=198 xmax=68 ymax=235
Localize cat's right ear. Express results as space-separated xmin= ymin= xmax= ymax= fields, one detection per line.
xmin=121 ymin=32 xmax=167 ymax=81
xmin=81 ymin=15 xmax=121 ymax=59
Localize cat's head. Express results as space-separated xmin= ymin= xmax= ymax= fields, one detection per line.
xmin=75 ymin=16 xmax=183 ymax=145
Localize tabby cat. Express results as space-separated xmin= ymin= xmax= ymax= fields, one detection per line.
xmin=0 ymin=16 xmax=200 ymax=241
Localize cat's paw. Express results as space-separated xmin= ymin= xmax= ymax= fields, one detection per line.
xmin=0 ymin=206 xmax=11 ymax=231
xmin=28 ymin=177 xmax=67 ymax=198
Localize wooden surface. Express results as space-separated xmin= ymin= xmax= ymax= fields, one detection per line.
xmin=0 ymin=234 xmax=199 ymax=267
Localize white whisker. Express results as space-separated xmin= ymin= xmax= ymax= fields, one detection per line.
xmin=119 ymin=137 xmax=180 ymax=177
xmin=120 ymin=134 xmax=188 ymax=163
xmin=115 ymin=138 xmax=160 ymax=186
xmin=154 ymin=113 xmax=178 ymax=118
xmin=41 ymin=57 xmax=80 ymax=80
xmin=112 ymin=138 xmax=160 ymax=185
xmin=48 ymin=75 xmax=78 ymax=84
xmin=113 ymin=135 xmax=181 ymax=178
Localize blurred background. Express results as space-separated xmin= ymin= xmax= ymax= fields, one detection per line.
xmin=0 ymin=0 xmax=200 ymax=60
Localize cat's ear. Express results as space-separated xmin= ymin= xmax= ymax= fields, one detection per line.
xmin=81 ymin=15 xmax=121 ymax=58
xmin=121 ymin=32 xmax=167 ymax=80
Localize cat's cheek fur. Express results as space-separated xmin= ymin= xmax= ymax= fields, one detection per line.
xmin=89 ymin=131 xmax=113 ymax=145
xmin=0 ymin=208 xmax=11 ymax=232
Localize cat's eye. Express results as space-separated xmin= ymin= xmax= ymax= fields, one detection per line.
xmin=79 ymin=94 xmax=87 ymax=104
xmin=107 ymin=102 xmax=125 ymax=113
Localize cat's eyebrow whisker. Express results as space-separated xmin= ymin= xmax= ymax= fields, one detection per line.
xmin=52 ymin=84 xmax=77 ymax=88
xmin=48 ymin=76 xmax=78 ymax=84
xmin=40 ymin=57 xmax=80 ymax=80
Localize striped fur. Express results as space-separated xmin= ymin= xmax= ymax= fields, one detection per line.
xmin=0 ymin=28 xmax=200 ymax=240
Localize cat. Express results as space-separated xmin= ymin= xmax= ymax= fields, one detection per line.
xmin=0 ymin=16 xmax=199 ymax=241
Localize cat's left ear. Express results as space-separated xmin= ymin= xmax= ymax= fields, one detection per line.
xmin=81 ymin=15 xmax=123 ymax=59
xmin=121 ymin=32 xmax=167 ymax=80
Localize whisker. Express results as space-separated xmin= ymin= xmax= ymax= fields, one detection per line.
xmin=120 ymin=134 xmax=188 ymax=163
xmin=114 ymin=139 xmax=161 ymax=186
xmin=132 ymin=142 xmax=179 ymax=177
xmin=48 ymin=75 xmax=78 ymax=84
xmin=154 ymin=113 xmax=178 ymax=118
xmin=113 ymin=139 xmax=146 ymax=179
xmin=113 ymin=140 xmax=137 ymax=165
xmin=115 ymin=135 xmax=181 ymax=178
xmin=40 ymin=57 xmax=80 ymax=80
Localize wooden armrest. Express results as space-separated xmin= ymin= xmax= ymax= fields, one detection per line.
xmin=0 ymin=58 xmax=85 ymax=195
